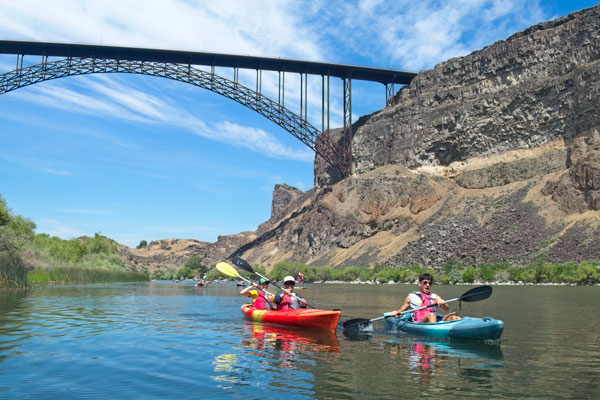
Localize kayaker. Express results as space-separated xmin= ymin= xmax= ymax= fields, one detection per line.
xmin=389 ymin=273 xmax=460 ymax=323
xmin=240 ymin=278 xmax=274 ymax=310
xmin=273 ymin=276 xmax=307 ymax=310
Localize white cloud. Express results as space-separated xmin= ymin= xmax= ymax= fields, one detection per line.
xmin=43 ymin=168 xmax=74 ymax=176
xmin=211 ymin=121 xmax=314 ymax=162
xmin=8 ymin=72 xmax=315 ymax=162
xmin=59 ymin=209 xmax=109 ymax=215
xmin=0 ymin=152 xmax=75 ymax=176
xmin=35 ymin=219 xmax=86 ymax=239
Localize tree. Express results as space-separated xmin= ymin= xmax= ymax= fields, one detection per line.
xmin=0 ymin=196 xmax=10 ymax=226
xmin=137 ymin=240 xmax=148 ymax=249
xmin=184 ymin=255 xmax=207 ymax=277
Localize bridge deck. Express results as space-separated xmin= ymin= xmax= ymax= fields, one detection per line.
xmin=0 ymin=40 xmax=416 ymax=85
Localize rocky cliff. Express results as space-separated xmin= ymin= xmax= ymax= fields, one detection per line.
xmin=121 ymin=5 xmax=600 ymax=271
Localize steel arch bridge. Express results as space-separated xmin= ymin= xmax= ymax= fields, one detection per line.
xmin=0 ymin=40 xmax=416 ymax=177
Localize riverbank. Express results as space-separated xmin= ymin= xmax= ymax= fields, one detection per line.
xmin=263 ymin=259 xmax=600 ymax=286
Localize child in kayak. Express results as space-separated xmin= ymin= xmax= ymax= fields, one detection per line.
xmin=240 ymin=278 xmax=274 ymax=310
xmin=273 ymin=276 xmax=307 ymax=310
xmin=389 ymin=273 xmax=460 ymax=323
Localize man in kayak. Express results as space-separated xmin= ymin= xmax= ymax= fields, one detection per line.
xmin=389 ymin=273 xmax=460 ymax=323
xmin=273 ymin=276 xmax=307 ymax=310
xmin=240 ymin=278 xmax=274 ymax=310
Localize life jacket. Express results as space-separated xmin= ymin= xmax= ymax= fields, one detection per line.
xmin=409 ymin=291 xmax=438 ymax=322
xmin=276 ymin=292 xmax=304 ymax=310
xmin=252 ymin=289 xmax=273 ymax=310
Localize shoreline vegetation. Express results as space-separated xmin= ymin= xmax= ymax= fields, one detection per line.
xmin=206 ymin=259 xmax=600 ymax=287
xmin=1 ymin=195 xmax=148 ymax=288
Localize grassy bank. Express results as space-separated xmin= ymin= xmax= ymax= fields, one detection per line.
xmin=1 ymin=195 xmax=148 ymax=288
xmin=28 ymin=267 xmax=148 ymax=284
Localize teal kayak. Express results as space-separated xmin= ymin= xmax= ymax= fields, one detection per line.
xmin=385 ymin=315 xmax=504 ymax=341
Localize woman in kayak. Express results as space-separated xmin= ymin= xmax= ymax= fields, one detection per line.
xmin=240 ymin=278 xmax=274 ymax=310
xmin=389 ymin=273 xmax=460 ymax=323
xmin=273 ymin=276 xmax=307 ymax=310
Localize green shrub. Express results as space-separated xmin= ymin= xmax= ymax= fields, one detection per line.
xmin=462 ymin=268 xmax=476 ymax=283
xmin=0 ymin=229 xmax=28 ymax=288
xmin=184 ymin=255 xmax=207 ymax=277
xmin=175 ymin=266 xmax=194 ymax=280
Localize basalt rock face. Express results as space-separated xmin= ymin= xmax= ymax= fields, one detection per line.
xmin=542 ymin=129 xmax=600 ymax=213
xmin=270 ymin=184 xmax=305 ymax=223
xmin=315 ymin=5 xmax=600 ymax=183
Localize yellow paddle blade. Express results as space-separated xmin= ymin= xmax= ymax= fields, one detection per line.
xmin=216 ymin=261 xmax=240 ymax=278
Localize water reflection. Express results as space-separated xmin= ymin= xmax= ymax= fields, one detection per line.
xmin=385 ymin=337 xmax=504 ymax=385
xmin=242 ymin=323 xmax=339 ymax=369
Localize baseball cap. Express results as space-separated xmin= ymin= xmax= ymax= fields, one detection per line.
xmin=283 ymin=276 xmax=296 ymax=284
xmin=259 ymin=278 xmax=270 ymax=284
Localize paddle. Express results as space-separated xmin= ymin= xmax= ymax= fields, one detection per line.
xmin=231 ymin=256 xmax=316 ymax=309
xmin=342 ymin=285 xmax=493 ymax=330
xmin=215 ymin=261 xmax=276 ymax=298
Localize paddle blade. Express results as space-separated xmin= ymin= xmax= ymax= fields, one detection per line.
xmin=342 ymin=318 xmax=372 ymax=330
xmin=459 ymin=285 xmax=492 ymax=302
xmin=232 ymin=256 xmax=254 ymax=273
xmin=216 ymin=262 xmax=240 ymax=278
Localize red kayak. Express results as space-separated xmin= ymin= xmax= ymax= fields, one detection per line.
xmin=241 ymin=304 xmax=341 ymax=331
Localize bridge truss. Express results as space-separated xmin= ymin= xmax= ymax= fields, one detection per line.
xmin=0 ymin=41 xmax=416 ymax=177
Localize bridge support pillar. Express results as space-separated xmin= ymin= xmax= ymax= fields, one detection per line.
xmin=342 ymin=78 xmax=352 ymax=175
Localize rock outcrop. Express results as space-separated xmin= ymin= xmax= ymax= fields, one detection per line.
xmin=316 ymin=4 xmax=600 ymax=184
xmin=542 ymin=129 xmax=600 ymax=213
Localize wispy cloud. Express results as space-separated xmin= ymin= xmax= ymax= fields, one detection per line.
xmin=59 ymin=208 xmax=109 ymax=215
xmin=36 ymin=219 xmax=86 ymax=239
xmin=0 ymin=152 xmax=75 ymax=176
xmin=8 ymin=74 xmax=314 ymax=162
xmin=313 ymin=0 xmax=547 ymax=70
xmin=43 ymin=168 xmax=74 ymax=176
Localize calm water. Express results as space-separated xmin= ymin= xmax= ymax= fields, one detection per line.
xmin=1 ymin=282 xmax=599 ymax=399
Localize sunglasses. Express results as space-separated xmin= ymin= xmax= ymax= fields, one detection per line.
xmin=421 ymin=280 xmax=433 ymax=285
xmin=284 ymin=282 xmax=295 ymax=286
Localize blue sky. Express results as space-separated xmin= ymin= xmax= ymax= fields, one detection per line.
xmin=0 ymin=0 xmax=597 ymax=247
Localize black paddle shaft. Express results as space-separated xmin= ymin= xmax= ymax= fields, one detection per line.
xmin=232 ymin=256 xmax=316 ymax=309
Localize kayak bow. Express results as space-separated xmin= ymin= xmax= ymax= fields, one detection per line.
xmin=241 ymin=304 xmax=341 ymax=331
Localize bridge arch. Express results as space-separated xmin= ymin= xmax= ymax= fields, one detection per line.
xmin=0 ymin=57 xmax=347 ymax=172
xmin=0 ymin=41 xmax=417 ymax=178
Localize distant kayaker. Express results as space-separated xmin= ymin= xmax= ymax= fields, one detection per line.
xmin=240 ymin=278 xmax=274 ymax=310
xmin=389 ymin=273 xmax=460 ymax=323
xmin=273 ymin=276 xmax=307 ymax=310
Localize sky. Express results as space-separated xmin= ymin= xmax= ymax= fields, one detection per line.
xmin=0 ymin=0 xmax=598 ymax=248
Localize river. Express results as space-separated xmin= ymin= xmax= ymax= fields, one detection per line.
xmin=1 ymin=281 xmax=598 ymax=399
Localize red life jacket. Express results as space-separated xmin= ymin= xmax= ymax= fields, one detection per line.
xmin=410 ymin=291 xmax=437 ymax=322
xmin=253 ymin=290 xmax=273 ymax=310
xmin=276 ymin=293 xmax=303 ymax=310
